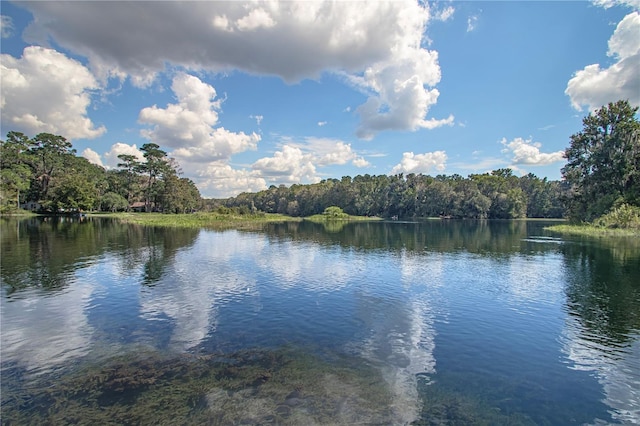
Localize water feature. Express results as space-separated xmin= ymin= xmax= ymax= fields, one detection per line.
xmin=1 ymin=217 xmax=639 ymax=424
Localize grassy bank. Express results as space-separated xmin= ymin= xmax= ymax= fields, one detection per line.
xmin=0 ymin=208 xmax=37 ymax=217
xmin=304 ymin=214 xmax=382 ymax=223
xmin=545 ymin=224 xmax=640 ymax=237
xmin=89 ymin=211 xmax=301 ymax=230
xmin=545 ymin=204 xmax=640 ymax=237
xmin=89 ymin=209 xmax=382 ymax=230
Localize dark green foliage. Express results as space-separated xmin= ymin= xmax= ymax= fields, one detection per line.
xmin=100 ymin=192 xmax=129 ymax=212
xmin=225 ymin=170 xmax=566 ymax=219
xmin=562 ymin=100 xmax=640 ymax=222
xmin=0 ymin=132 xmax=202 ymax=214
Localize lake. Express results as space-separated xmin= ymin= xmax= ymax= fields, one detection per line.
xmin=1 ymin=217 xmax=639 ymax=425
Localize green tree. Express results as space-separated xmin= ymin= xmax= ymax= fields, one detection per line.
xmin=562 ymin=100 xmax=640 ymax=222
xmin=139 ymin=143 xmax=169 ymax=212
xmin=0 ymin=132 xmax=33 ymax=210
xmin=117 ymin=154 xmax=142 ymax=206
xmin=49 ymin=173 xmax=98 ymax=211
xmin=100 ymin=192 xmax=129 ymax=212
xmin=28 ymin=133 xmax=76 ymax=205
xmin=323 ymin=206 xmax=348 ymax=218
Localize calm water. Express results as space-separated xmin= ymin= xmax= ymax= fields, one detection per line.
xmin=1 ymin=217 xmax=639 ymax=425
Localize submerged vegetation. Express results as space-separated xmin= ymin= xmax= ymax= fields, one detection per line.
xmin=1 ymin=346 xmax=398 ymax=425
xmin=1 ymin=344 xmax=551 ymax=425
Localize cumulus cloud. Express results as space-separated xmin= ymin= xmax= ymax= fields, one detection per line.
xmin=0 ymin=46 xmax=106 ymax=139
xmin=353 ymin=30 xmax=455 ymax=139
xmin=1 ymin=15 xmax=14 ymax=38
xmin=252 ymin=145 xmax=319 ymax=184
xmin=102 ymin=142 xmax=146 ymax=169
xmin=500 ymin=137 xmax=564 ymax=165
xmin=236 ymin=7 xmax=276 ymax=31
xmin=137 ymin=73 xmax=264 ymax=196
xmin=249 ymin=137 xmax=370 ymax=185
xmin=80 ymin=142 xmax=146 ymax=170
xmin=304 ymin=137 xmax=369 ymax=167
xmin=390 ymin=151 xmax=447 ymax=175
xmin=139 ymin=73 xmax=260 ymax=162
xmin=353 ymin=157 xmax=372 ymax=168
xmin=566 ymin=11 xmax=640 ymax=111
xmin=196 ymin=162 xmax=267 ymax=198
xmin=19 ymin=1 xmax=452 ymax=138
xmin=81 ymin=148 xmax=104 ymax=167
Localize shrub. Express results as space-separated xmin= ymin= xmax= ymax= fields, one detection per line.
xmin=595 ymin=204 xmax=640 ymax=229
xmin=323 ymin=206 xmax=348 ymax=218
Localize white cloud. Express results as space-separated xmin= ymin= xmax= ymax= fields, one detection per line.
xmin=608 ymin=11 xmax=640 ymax=58
xmin=19 ymin=1 xmax=451 ymax=138
xmin=139 ymin=73 xmax=260 ymax=164
xmin=250 ymin=114 xmax=264 ymax=125
xmin=236 ymin=8 xmax=276 ymax=31
xmin=592 ymin=0 xmax=640 ymax=9
xmin=355 ymin=62 xmax=454 ymax=140
xmin=196 ymin=162 xmax=267 ymax=198
xmin=433 ymin=6 xmax=455 ymax=22
xmin=1 ymin=15 xmax=14 ymax=38
xmin=102 ymin=142 xmax=146 ymax=169
xmin=304 ymin=137 xmax=369 ymax=167
xmin=137 ymin=73 xmax=263 ymax=197
xmin=0 ymin=46 xmax=106 ymax=139
xmin=500 ymin=137 xmax=564 ymax=166
xmin=0 ymin=281 xmax=94 ymax=375
xmin=317 ymin=121 xmax=327 ymax=126
xmin=252 ymin=145 xmax=319 ymax=184
xmin=390 ymin=151 xmax=447 ymax=175
xmin=81 ymin=148 xmax=104 ymax=167
xmin=353 ymin=157 xmax=371 ymax=168
xmin=467 ymin=15 xmax=479 ymax=32
xmin=566 ymin=11 xmax=640 ymax=111
xmin=246 ymin=137 xmax=370 ymax=186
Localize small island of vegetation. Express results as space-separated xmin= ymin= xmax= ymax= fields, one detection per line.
xmin=1 ymin=100 xmax=638 ymax=236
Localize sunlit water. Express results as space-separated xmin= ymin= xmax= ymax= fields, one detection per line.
xmin=1 ymin=218 xmax=639 ymax=424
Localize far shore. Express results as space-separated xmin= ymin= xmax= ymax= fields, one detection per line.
xmin=4 ymin=211 xmax=638 ymax=236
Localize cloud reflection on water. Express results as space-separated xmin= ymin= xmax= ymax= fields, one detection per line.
xmin=139 ymin=231 xmax=259 ymax=351
xmin=1 ymin=281 xmax=95 ymax=376
xmin=561 ymin=314 xmax=640 ymax=424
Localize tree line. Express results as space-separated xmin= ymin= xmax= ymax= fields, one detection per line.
xmin=223 ymin=170 xmax=566 ymax=219
xmin=224 ymin=100 xmax=639 ymax=223
xmin=0 ymin=133 xmax=201 ymax=213
xmin=2 ymin=100 xmax=637 ymax=221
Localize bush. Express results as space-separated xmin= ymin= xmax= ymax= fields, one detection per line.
xmin=595 ymin=204 xmax=640 ymax=229
xmin=323 ymin=206 xmax=348 ymax=218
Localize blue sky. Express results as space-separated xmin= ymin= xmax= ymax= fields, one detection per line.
xmin=1 ymin=1 xmax=638 ymax=198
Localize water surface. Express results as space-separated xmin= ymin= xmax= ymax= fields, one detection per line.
xmin=1 ymin=218 xmax=639 ymax=424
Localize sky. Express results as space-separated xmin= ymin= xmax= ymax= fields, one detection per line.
xmin=1 ymin=1 xmax=639 ymax=199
